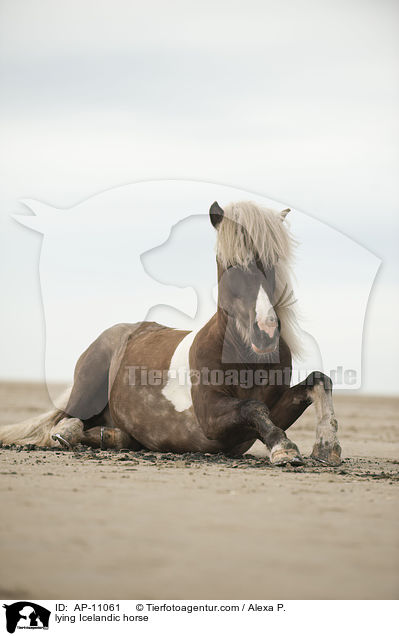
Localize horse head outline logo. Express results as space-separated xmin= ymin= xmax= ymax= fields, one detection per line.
xmin=12 ymin=180 xmax=380 ymax=400
xmin=2 ymin=602 xmax=51 ymax=633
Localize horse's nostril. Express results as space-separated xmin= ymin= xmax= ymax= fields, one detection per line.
xmin=257 ymin=320 xmax=278 ymax=338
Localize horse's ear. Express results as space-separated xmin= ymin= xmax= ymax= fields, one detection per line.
xmin=280 ymin=208 xmax=290 ymax=221
xmin=209 ymin=201 xmax=224 ymax=228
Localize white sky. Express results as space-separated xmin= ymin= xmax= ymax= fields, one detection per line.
xmin=0 ymin=0 xmax=398 ymax=393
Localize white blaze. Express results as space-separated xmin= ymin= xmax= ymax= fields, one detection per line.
xmin=255 ymin=286 xmax=274 ymax=323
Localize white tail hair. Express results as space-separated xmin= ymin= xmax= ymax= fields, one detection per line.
xmin=216 ymin=201 xmax=303 ymax=359
xmin=0 ymin=388 xmax=71 ymax=447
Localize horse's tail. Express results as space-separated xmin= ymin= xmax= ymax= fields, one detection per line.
xmin=0 ymin=387 xmax=71 ymax=447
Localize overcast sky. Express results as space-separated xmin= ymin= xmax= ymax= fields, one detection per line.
xmin=0 ymin=0 xmax=398 ymax=393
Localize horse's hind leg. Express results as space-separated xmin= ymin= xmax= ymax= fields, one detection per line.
xmin=83 ymin=426 xmax=142 ymax=450
xmin=269 ymin=372 xmax=341 ymax=466
xmin=63 ymin=323 xmax=134 ymax=425
xmin=51 ymin=417 xmax=142 ymax=450
xmin=49 ymin=324 xmax=142 ymax=450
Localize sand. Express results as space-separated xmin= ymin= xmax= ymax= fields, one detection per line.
xmin=0 ymin=382 xmax=398 ymax=600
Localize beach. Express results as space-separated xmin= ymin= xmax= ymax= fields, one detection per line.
xmin=0 ymin=382 xmax=398 ymax=600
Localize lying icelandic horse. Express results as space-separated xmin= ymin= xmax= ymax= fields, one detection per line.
xmin=0 ymin=201 xmax=341 ymax=466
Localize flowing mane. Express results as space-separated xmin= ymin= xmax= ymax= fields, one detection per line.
xmin=216 ymin=201 xmax=303 ymax=359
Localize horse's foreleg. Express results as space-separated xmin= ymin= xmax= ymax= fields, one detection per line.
xmin=241 ymin=401 xmax=304 ymax=466
xmin=308 ymin=376 xmax=341 ymax=466
xmin=196 ymin=392 xmax=304 ymax=466
xmin=269 ymin=372 xmax=341 ymax=466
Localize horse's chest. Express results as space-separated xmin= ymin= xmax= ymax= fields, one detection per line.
xmin=235 ymin=381 xmax=283 ymax=407
xmin=161 ymin=330 xmax=197 ymax=412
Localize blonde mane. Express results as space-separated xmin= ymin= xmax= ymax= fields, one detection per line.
xmin=216 ymin=201 xmax=303 ymax=359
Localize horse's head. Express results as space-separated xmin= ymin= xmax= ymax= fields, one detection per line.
xmin=218 ymin=260 xmax=280 ymax=354
xmin=210 ymin=200 xmax=292 ymax=356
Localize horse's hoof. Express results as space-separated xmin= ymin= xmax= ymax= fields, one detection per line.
xmin=51 ymin=432 xmax=72 ymax=449
xmin=311 ymin=441 xmax=342 ymax=467
xmin=271 ymin=443 xmax=304 ymax=467
xmin=51 ymin=418 xmax=83 ymax=450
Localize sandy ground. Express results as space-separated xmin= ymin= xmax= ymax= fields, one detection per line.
xmin=0 ymin=382 xmax=398 ymax=600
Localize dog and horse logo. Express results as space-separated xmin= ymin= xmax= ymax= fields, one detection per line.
xmin=2 ymin=603 xmax=50 ymax=633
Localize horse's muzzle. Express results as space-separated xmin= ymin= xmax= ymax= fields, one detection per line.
xmin=251 ymin=320 xmax=279 ymax=354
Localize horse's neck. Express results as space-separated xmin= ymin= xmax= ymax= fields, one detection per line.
xmin=213 ymin=308 xmax=249 ymax=362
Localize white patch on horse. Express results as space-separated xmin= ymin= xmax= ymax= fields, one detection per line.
xmin=162 ymin=330 xmax=197 ymax=412
xmin=255 ymin=286 xmax=273 ymax=323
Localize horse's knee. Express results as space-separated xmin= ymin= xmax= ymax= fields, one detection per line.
xmin=306 ymin=371 xmax=333 ymax=392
